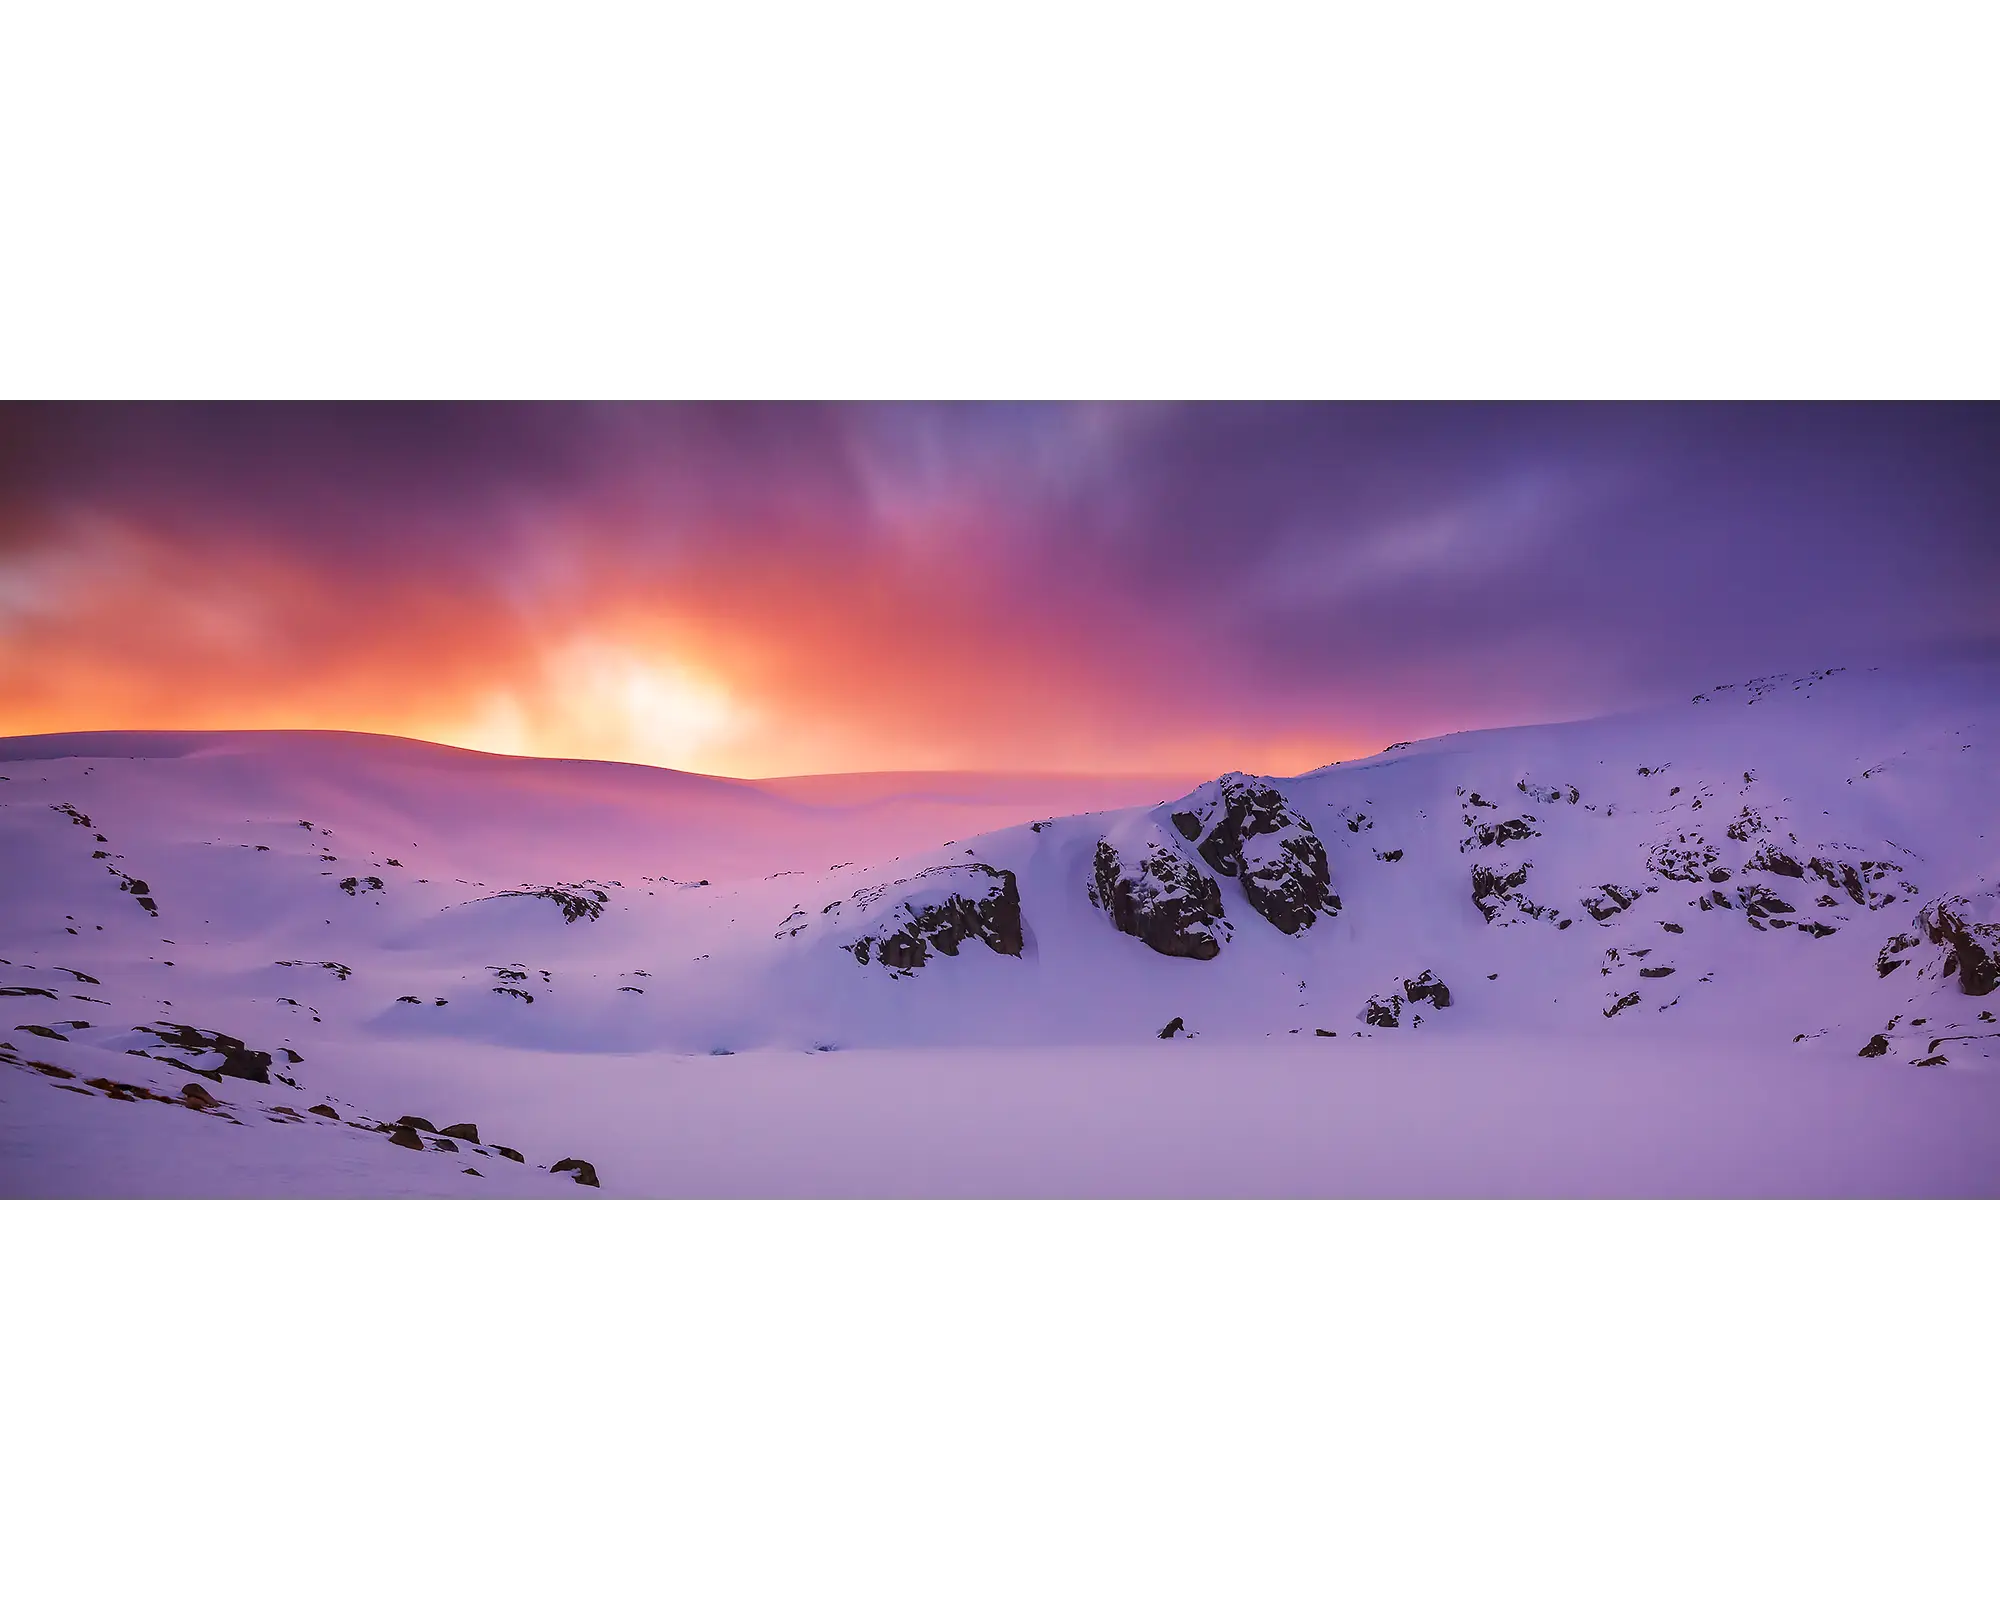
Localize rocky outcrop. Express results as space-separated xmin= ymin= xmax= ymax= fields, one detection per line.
xmin=1168 ymin=774 xmax=1338 ymax=935
xmin=1876 ymin=930 xmax=1920 ymax=977
xmin=1363 ymin=970 xmax=1452 ymax=1027
xmin=1744 ymin=844 xmax=1805 ymax=878
xmin=1402 ymin=970 xmax=1452 ymax=1009
xmin=551 ymin=1157 xmax=600 ymax=1188
xmin=1647 ymin=834 xmax=1721 ymax=883
xmin=1916 ymin=895 xmax=2000 ymax=996
xmin=1471 ymin=861 xmax=1560 ymax=926
xmin=1090 ymin=824 xmax=1228 ymax=959
xmin=1462 ymin=815 xmax=1539 ymax=851
xmin=1737 ymin=883 xmax=1797 ymax=921
xmin=1580 ymin=883 xmax=1646 ymax=922
xmin=489 ymin=884 xmax=609 ymax=923
xmin=844 ymin=864 xmax=1024 ymax=971
xmin=133 ymin=1023 xmax=274 ymax=1083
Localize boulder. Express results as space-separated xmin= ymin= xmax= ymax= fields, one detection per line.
xmin=1158 ymin=1017 xmax=1185 ymax=1039
xmin=1402 ymin=970 xmax=1452 ymax=1009
xmin=439 ymin=1122 xmax=479 ymax=1141
xmin=551 ymin=1158 xmax=600 ymax=1188
xmin=387 ymin=1125 xmax=425 ymax=1150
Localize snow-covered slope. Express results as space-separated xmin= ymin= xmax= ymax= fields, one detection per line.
xmin=5 ymin=665 xmax=1998 ymax=1196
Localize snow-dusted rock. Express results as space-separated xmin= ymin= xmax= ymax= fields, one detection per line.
xmin=1090 ymin=821 xmax=1229 ymax=959
xmin=1362 ymin=970 xmax=1453 ymax=1026
xmin=1167 ymin=773 xmax=1338 ymax=935
xmin=1915 ymin=891 xmax=2000 ymax=997
xmin=841 ymin=864 xmax=1024 ymax=971
xmin=1471 ymin=860 xmax=1559 ymax=926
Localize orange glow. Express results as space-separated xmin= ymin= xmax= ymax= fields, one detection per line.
xmin=0 ymin=510 xmax=1381 ymax=778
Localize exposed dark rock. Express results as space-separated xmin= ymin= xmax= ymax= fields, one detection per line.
xmin=1471 ymin=861 xmax=1555 ymax=925
xmin=1375 ymin=849 xmax=1403 ymax=862
xmin=1603 ymin=992 xmax=1640 ymax=1018
xmin=433 ymin=1138 xmax=459 ymax=1153
xmin=0 ymin=986 xmax=58 ymax=999
xmin=493 ymin=986 xmax=535 ymax=1003
xmin=1876 ymin=930 xmax=1919 ymax=976
xmin=1808 ymin=857 xmax=1868 ymax=906
xmin=551 ymin=1157 xmax=600 ymax=1188
xmin=1158 ymin=1017 xmax=1185 ymax=1038
xmin=388 ymin=1124 xmax=425 ymax=1150
xmin=15 ymin=1023 xmax=65 ymax=1040
xmin=134 ymin=1023 xmax=273 ymax=1083
xmin=1647 ymin=836 xmax=1719 ymax=882
xmin=1639 ymin=966 xmax=1676 ymax=979
xmin=488 ymin=884 xmax=609 ymax=923
xmin=276 ymin=959 xmax=351 ymax=981
xmin=463 ymin=1167 xmax=482 ymax=1176
xmin=844 ymin=865 xmax=1024 ymax=971
xmin=1912 ymin=1054 xmax=1949 ymax=1067
xmin=1858 ymin=1034 xmax=1890 ymax=1058
xmin=1089 ymin=830 xmax=1228 ymax=959
xmin=179 ymin=1082 xmax=220 ymax=1108
xmin=307 ymin=1104 xmax=338 ymax=1117
xmin=439 ymin=1122 xmax=479 ymax=1141
xmin=1364 ymin=995 xmax=1403 ymax=1027
xmin=1915 ymin=896 xmax=2000 ymax=996
xmin=1402 ymin=970 xmax=1451 ymax=1009
xmin=1169 ymin=774 xmax=1338 ymax=934
xmin=1660 ymin=922 xmax=1684 ymax=933
xmin=1745 ymin=845 xmax=1805 ymax=878
xmin=493 ymin=1145 xmax=525 ymax=1163
xmin=1738 ymin=884 xmax=1796 ymax=920
xmin=1581 ymin=884 xmax=1644 ymax=922
xmin=395 ymin=1115 xmax=437 ymax=1133
xmin=1464 ymin=816 xmax=1538 ymax=850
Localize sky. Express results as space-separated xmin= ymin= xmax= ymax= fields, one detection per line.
xmin=2 ymin=402 xmax=1995 ymax=778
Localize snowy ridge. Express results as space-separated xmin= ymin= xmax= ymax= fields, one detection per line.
xmin=4 ymin=662 xmax=1998 ymax=1195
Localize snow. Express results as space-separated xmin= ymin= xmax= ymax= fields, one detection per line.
xmin=5 ymin=662 xmax=1998 ymax=1196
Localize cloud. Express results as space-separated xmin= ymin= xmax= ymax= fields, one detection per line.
xmin=1 ymin=402 xmax=1994 ymax=775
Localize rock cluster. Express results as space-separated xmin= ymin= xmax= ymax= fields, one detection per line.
xmin=1362 ymin=970 xmax=1453 ymax=1027
xmin=1167 ymin=774 xmax=1339 ymax=936
xmin=844 ymin=864 xmax=1024 ymax=971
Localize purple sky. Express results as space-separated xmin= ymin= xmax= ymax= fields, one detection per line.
xmin=2 ymin=403 xmax=1995 ymax=775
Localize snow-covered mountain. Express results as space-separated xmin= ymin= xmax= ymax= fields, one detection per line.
xmin=5 ymin=664 xmax=1997 ymax=1196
